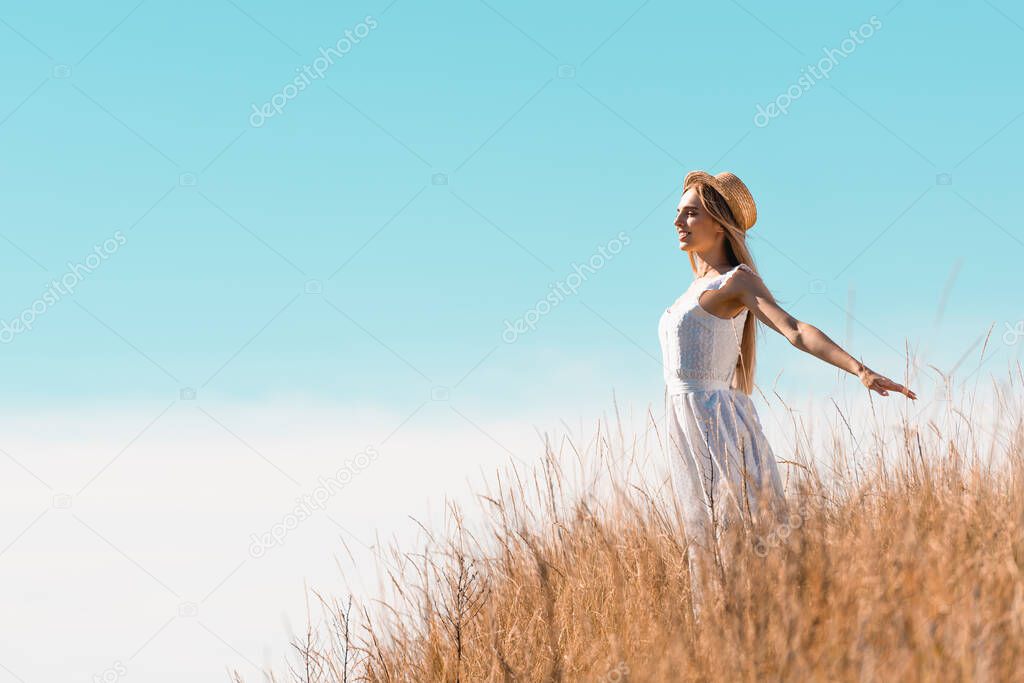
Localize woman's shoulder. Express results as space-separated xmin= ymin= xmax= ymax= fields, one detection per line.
xmin=715 ymin=263 xmax=759 ymax=289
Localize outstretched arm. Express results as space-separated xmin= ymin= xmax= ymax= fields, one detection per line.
xmin=725 ymin=269 xmax=917 ymax=400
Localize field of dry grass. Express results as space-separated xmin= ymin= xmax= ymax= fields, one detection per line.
xmin=236 ymin=364 xmax=1024 ymax=682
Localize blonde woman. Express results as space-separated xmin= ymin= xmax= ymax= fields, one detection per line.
xmin=658 ymin=170 xmax=916 ymax=607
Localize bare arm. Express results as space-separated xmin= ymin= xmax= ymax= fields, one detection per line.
xmin=723 ymin=269 xmax=917 ymax=400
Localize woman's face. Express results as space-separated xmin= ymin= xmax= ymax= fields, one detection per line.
xmin=674 ymin=187 xmax=723 ymax=253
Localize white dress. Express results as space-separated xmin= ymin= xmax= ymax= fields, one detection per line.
xmin=657 ymin=263 xmax=787 ymax=553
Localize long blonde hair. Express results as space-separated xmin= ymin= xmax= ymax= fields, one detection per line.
xmin=684 ymin=181 xmax=762 ymax=395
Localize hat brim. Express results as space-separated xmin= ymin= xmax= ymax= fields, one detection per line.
xmin=682 ymin=170 xmax=757 ymax=231
xmin=683 ymin=170 xmax=716 ymax=189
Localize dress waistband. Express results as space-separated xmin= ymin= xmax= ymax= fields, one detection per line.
xmin=665 ymin=376 xmax=733 ymax=394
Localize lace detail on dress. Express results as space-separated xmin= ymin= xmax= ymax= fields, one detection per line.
xmin=658 ymin=264 xmax=751 ymax=392
xmin=675 ymin=367 xmax=733 ymax=380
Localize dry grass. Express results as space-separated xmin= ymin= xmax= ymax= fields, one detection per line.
xmin=235 ymin=364 xmax=1024 ymax=682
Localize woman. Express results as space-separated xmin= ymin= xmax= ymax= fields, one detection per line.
xmin=658 ymin=170 xmax=916 ymax=607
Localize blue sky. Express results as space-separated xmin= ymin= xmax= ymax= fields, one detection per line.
xmin=2 ymin=0 xmax=1022 ymax=413
xmin=3 ymin=1 xmax=1023 ymax=679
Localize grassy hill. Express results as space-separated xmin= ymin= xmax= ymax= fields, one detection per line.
xmin=235 ymin=367 xmax=1024 ymax=682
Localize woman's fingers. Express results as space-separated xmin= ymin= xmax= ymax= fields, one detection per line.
xmin=860 ymin=369 xmax=916 ymax=399
xmin=890 ymin=380 xmax=916 ymax=399
xmin=874 ymin=376 xmax=917 ymax=400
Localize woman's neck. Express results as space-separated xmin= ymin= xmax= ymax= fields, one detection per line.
xmin=693 ymin=258 xmax=734 ymax=279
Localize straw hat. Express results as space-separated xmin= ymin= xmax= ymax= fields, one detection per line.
xmin=683 ymin=170 xmax=758 ymax=231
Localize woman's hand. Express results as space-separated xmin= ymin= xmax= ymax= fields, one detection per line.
xmin=858 ymin=366 xmax=917 ymax=399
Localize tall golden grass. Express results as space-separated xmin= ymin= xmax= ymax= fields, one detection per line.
xmin=236 ymin=362 xmax=1024 ymax=682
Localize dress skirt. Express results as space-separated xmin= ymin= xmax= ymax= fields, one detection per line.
xmin=664 ymin=383 xmax=788 ymax=594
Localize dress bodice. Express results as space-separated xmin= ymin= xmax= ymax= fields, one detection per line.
xmin=658 ymin=263 xmax=752 ymax=393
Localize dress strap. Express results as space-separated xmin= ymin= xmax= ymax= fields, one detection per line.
xmin=719 ymin=264 xmax=753 ymax=349
xmin=697 ymin=263 xmax=755 ymax=294
xmin=719 ymin=263 xmax=755 ymax=286
xmin=696 ymin=264 xmax=752 ymax=347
